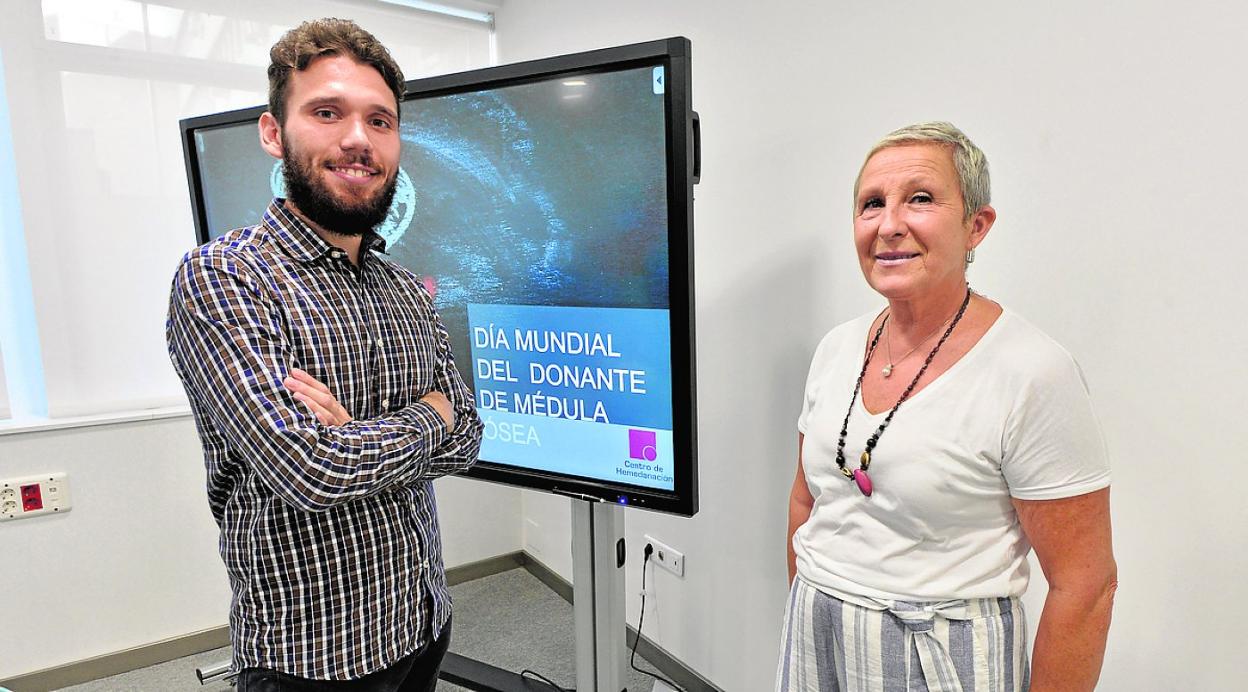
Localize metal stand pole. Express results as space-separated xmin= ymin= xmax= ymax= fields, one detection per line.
xmin=572 ymin=499 xmax=628 ymax=692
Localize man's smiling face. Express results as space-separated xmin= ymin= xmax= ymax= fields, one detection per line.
xmin=269 ymin=53 xmax=401 ymax=236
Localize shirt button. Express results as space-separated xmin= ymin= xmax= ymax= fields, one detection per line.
xmin=422 ymin=560 xmax=429 ymax=570
xmin=376 ymin=338 xmax=384 ymax=348
xmin=330 ymin=250 xmax=344 ymax=259
xmin=381 ymin=399 xmax=390 ymax=409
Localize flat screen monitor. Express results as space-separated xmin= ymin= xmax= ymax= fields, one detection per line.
xmin=181 ymin=37 xmax=699 ymax=516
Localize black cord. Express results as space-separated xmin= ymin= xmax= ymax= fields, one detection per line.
xmin=630 ymin=544 xmax=683 ymax=691
xmin=520 ymin=668 xmax=573 ymax=692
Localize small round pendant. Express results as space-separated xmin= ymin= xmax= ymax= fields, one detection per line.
xmin=882 ymin=364 xmax=893 ymax=378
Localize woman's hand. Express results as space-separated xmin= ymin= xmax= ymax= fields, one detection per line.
xmin=284 ymin=368 xmax=353 ymax=426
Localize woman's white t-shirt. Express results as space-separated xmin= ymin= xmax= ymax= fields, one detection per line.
xmin=794 ymin=308 xmax=1110 ymax=602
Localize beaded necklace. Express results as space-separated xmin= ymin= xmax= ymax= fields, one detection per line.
xmin=835 ymin=286 xmax=973 ymax=496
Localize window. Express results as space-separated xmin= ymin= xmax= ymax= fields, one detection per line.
xmin=0 ymin=42 xmax=46 ymax=422
xmin=0 ymin=0 xmax=494 ymax=420
xmin=0 ymin=349 xmax=10 ymax=420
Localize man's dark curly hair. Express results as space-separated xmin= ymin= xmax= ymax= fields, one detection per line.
xmin=267 ymin=18 xmax=406 ymax=124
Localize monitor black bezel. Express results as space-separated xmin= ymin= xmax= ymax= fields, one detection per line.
xmin=180 ymin=37 xmax=698 ymax=516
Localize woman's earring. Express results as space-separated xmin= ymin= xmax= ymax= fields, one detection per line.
xmin=965 ymin=248 xmax=976 ymax=264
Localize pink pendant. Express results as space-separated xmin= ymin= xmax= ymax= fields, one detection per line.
xmin=852 ymin=469 xmax=873 ymax=497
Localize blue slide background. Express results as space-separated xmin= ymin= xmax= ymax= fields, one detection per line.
xmin=469 ymin=304 xmax=674 ymax=489
xmin=478 ymin=411 xmax=675 ymax=490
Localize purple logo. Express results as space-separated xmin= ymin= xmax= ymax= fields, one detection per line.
xmin=628 ymin=429 xmax=658 ymax=461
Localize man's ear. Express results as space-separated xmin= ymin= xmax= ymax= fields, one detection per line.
xmin=259 ymin=112 xmax=283 ymax=160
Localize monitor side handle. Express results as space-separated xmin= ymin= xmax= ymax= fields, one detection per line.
xmin=691 ymin=110 xmax=702 ymax=185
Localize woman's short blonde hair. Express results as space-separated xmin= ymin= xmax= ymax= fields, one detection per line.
xmin=853 ymin=121 xmax=991 ymax=223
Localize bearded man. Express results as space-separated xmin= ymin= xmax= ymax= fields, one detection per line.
xmin=166 ymin=18 xmax=482 ymax=691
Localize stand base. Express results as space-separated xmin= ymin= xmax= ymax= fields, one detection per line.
xmin=440 ymin=653 xmax=559 ymax=691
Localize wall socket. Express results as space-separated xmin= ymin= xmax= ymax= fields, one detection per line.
xmin=644 ymin=534 xmax=685 ymax=577
xmin=1 ymin=473 xmax=72 ymax=522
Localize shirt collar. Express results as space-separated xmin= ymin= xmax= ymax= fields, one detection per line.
xmin=263 ymin=198 xmax=389 ymax=264
xmin=366 ymin=233 xmax=389 ymax=254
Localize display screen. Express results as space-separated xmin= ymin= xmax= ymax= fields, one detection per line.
xmin=183 ymin=39 xmax=697 ymax=514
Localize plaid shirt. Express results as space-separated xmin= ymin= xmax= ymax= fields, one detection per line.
xmin=166 ymin=199 xmax=482 ymax=679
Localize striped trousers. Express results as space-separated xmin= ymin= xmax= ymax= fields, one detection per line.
xmin=776 ymin=576 xmax=1030 ymax=692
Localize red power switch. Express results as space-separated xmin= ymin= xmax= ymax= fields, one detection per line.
xmin=21 ymin=483 xmax=43 ymax=511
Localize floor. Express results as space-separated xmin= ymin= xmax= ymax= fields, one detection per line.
xmin=54 ymin=568 xmax=666 ymax=692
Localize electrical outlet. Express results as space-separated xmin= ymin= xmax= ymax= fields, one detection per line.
xmin=644 ymin=535 xmax=684 ymax=577
xmin=1 ymin=473 xmax=72 ymax=522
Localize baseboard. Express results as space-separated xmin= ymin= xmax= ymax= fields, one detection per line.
xmin=517 ymin=553 xmax=723 ymax=692
xmin=0 ymin=551 xmax=720 ymax=692
xmin=446 ymin=550 xmax=527 ymax=586
xmin=0 ymin=626 xmax=230 ymax=692
xmin=514 ymin=551 xmax=574 ymax=603
xmin=625 ymin=627 xmax=723 ymax=692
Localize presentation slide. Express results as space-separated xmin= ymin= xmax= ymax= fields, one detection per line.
xmin=469 ymin=303 xmax=673 ymax=489
xmin=191 ymin=63 xmax=676 ymax=491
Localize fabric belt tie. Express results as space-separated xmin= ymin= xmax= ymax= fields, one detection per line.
xmin=887 ymin=600 xmax=973 ymax=692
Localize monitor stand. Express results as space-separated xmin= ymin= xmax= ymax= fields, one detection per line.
xmin=439 ymin=498 xmax=629 ymax=692
xmin=572 ymin=499 xmax=628 ymax=692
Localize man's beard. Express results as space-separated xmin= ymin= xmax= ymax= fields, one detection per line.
xmin=282 ymin=141 xmax=397 ymax=237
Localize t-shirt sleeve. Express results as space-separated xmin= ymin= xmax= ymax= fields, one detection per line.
xmin=797 ymin=327 xmax=843 ymax=435
xmin=1001 ymin=342 xmax=1111 ymax=500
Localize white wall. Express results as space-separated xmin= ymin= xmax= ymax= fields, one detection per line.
xmin=0 ymin=418 xmax=522 ymax=679
xmin=0 ymin=419 xmax=227 ymax=678
xmin=520 ymin=490 xmax=573 ymax=579
xmin=437 ymin=476 xmax=523 ymax=572
xmin=495 ymin=1 xmax=1248 ymax=690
